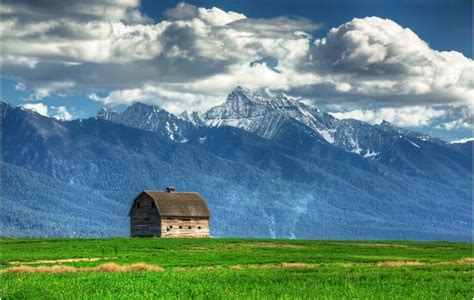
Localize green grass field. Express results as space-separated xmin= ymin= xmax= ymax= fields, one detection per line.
xmin=1 ymin=238 xmax=472 ymax=299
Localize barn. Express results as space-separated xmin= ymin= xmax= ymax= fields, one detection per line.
xmin=128 ymin=187 xmax=210 ymax=238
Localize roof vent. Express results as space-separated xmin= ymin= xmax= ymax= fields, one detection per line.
xmin=166 ymin=186 xmax=175 ymax=193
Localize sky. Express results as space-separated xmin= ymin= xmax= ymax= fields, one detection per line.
xmin=1 ymin=0 xmax=472 ymax=141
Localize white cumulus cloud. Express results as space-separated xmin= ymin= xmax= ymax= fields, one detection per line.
xmin=310 ymin=17 xmax=474 ymax=106
xmin=330 ymin=106 xmax=447 ymax=127
xmin=331 ymin=104 xmax=473 ymax=130
xmin=20 ymin=102 xmax=75 ymax=120
xmin=52 ymin=106 xmax=73 ymax=121
xmin=1 ymin=2 xmax=473 ymax=122
xmin=21 ymin=102 xmax=48 ymax=116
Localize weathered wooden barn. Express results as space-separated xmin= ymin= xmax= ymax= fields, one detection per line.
xmin=129 ymin=187 xmax=210 ymax=238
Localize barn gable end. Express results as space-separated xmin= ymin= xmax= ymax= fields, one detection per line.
xmin=129 ymin=193 xmax=162 ymax=237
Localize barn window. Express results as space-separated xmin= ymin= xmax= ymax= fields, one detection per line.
xmin=179 ymin=226 xmax=182 ymax=229
xmin=198 ymin=226 xmax=201 ymax=229
xmin=188 ymin=226 xmax=192 ymax=229
xmin=137 ymin=202 xmax=140 ymax=209
xmin=170 ymin=226 xmax=173 ymax=229
xmin=145 ymin=217 xmax=150 ymax=221
xmin=151 ymin=201 xmax=155 ymax=208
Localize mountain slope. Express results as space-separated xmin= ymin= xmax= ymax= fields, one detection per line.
xmin=2 ymin=162 xmax=128 ymax=237
xmin=97 ymin=88 xmax=471 ymax=189
xmin=3 ymin=101 xmax=472 ymax=240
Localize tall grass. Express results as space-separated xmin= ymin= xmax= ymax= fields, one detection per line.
xmin=2 ymin=238 xmax=472 ymax=299
xmin=3 ymin=265 xmax=471 ymax=299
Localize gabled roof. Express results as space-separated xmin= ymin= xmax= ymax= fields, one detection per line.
xmin=129 ymin=190 xmax=210 ymax=218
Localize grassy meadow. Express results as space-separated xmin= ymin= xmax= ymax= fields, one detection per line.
xmin=1 ymin=238 xmax=472 ymax=299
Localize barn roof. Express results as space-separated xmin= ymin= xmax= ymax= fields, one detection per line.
xmin=129 ymin=190 xmax=210 ymax=218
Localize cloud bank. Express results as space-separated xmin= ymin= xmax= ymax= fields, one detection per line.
xmin=2 ymin=1 xmax=472 ymax=128
xmin=21 ymin=102 xmax=48 ymax=116
xmin=21 ymin=102 xmax=74 ymax=120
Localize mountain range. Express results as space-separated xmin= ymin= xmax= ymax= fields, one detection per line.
xmin=2 ymin=86 xmax=472 ymax=240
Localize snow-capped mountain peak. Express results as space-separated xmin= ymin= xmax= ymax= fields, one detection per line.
xmin=377 ymin=120 xmax=404 ymax=133
xmin=204 ymin=86 xmax=338 ymax=142
xmin=96 ymin=101 xmax=192 ymax=143
xmin=228 ymin=86 xmax=269 ymax=104
xmin=127 ymin=102 xmax=163 ymax=114
xmin=94 ymin=86 xmax=453 ymax=160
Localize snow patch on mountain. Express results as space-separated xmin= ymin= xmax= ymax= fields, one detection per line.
xmin=165 ymin=121 xmax=174 ymax=141
xmin=363 ymin=150 xmax=379 ymax=159
xmin=317 ymin=129 xmax=335 ymax=144
xmin=409 ymin=140 xmax=421 ymax=148
xmin=450 ymin=137 xmax=474 ymax=144
xmin=349 ymin=138 xmax=363 ymax=154
xmin=179 ymin=110 xmax=205 ymax=126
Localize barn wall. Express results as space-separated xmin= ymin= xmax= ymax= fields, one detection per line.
xmin=130 ymin=194 xmax=162 ymax=237
xmin=161 ymin=218 xmax=209 ymax=238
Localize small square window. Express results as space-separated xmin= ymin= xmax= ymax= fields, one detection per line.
xmin=170 ymin=226 xmax=173 ymax=229
xmin=179 ymin=226 xmax=182 ymax=229
xmin=198 ymin=226 xmax=201 ymax=229
xmin=188 ymin=226 xmax=192 ymax=229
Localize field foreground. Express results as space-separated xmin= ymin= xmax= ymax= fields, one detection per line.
xmin=1 ymin=238 xmax=472 ymax=299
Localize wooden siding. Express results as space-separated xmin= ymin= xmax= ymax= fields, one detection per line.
xmin=130 ymin=193 xmax=210 ymax=238
xmin=130 ymin=194 xmax=161 ymax=237
xmin=161 ymin=218 xmax=209 ymax=238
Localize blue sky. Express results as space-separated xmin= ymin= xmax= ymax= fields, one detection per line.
xmin=2 ymin=0 xmax=472 ymax=141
